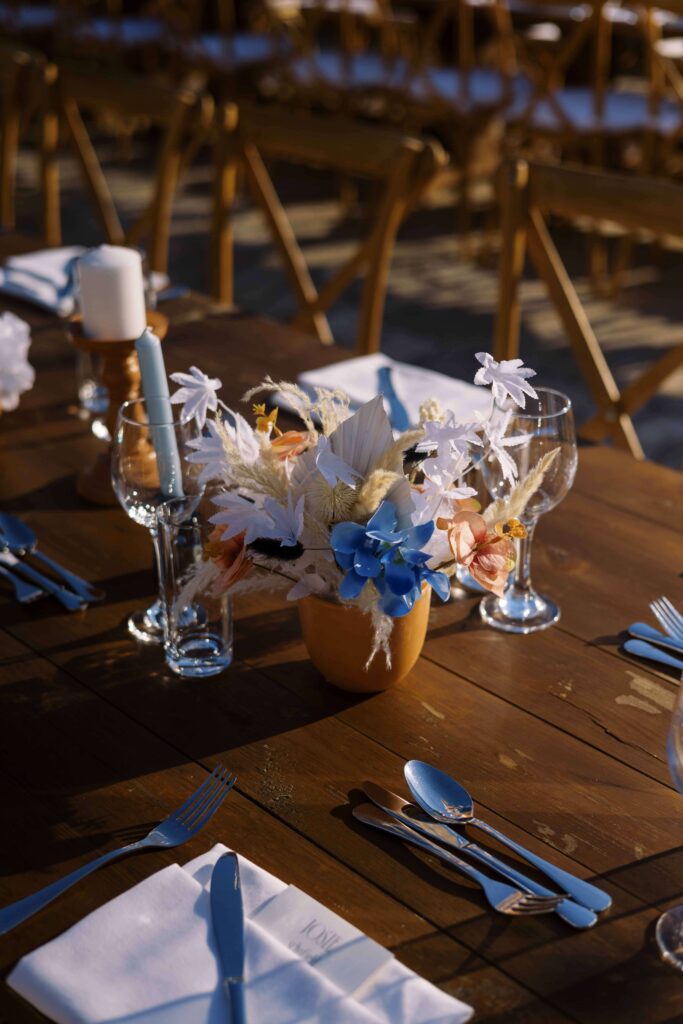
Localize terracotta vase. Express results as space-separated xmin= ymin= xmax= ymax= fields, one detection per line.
xmin=297 ymin=588 xmax=431 ymax=693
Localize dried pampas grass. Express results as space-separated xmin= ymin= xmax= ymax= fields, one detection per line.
xmin=483 ymin=447 xmax=560 ymax=527
xmin=351 ymin=469 xmax=402 ymax=522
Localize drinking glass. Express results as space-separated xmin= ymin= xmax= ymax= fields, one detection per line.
xmin=76 ymin=350 xmax=110 ymax=440
xmin=111 ymin=398 xmax=203 ymax=643
xmin=158 ymin=497 xmax=233 ymax=678
xmin=478 ymin=387 xmax=578 ymax=633
xmin=657 ymin=687 xmax=683 ymax=970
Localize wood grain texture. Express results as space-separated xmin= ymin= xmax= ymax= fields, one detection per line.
xmin=1 ymin=279 xmax=682 ymax=1022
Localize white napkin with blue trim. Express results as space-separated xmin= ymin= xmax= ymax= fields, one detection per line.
xmin=8 ymin=843 xmax=473 ymax=1024
xmin=0 ymin=246 xmax=85 ymax=315
xmin=275 ymin=353 xmax=490 ymax=430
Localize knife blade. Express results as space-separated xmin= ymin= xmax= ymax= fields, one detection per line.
xmin=210 ymin=852 xmax=247 ymax=1024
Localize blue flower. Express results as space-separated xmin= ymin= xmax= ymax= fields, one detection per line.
xmin=330 ymin=500 xmax=450 ymax=617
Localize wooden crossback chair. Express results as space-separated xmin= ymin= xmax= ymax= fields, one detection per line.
xmin=56 ymin=67 xmax=212 ymax=273
xmin=211 ymin=100 xmax=447 ymax=353
xmin=494 ymin=158 xmax=683 ymax=459
xmin=0 ymin=43 xmax=60 ymax=244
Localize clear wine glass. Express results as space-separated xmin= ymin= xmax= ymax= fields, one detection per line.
xmin=478 ymin=387 xmax=578 ymax=633
xmin=111 ymin=398 xmax=203 ymax=644
xmin=657 ymin=687 xmax=683 ymax=970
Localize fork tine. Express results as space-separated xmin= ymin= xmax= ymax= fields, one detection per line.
xmin=515 ymin=893 xmax=563 ymax=907
xmin=178 ymin=767 xmax=231 ymax=826
xmin=661 ymin=602 xmax=683 ymax=639
xmin=169 ymin=764 xmax=225 ymax=822
xmin=653 ymin=600 xmax=683 ymax=640
xmin=185 ymin=773 xmax=237 ymax=835
xmin=651 ymin=601 xmax=673 ymax=635
xmin=662 ymin=597 xmax=683 ymax=627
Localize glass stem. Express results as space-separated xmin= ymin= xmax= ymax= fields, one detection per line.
xmin=510 ymin=517 xmax=537 ymax=598
xmin=150 ymin=525 xmax=166 ymax=609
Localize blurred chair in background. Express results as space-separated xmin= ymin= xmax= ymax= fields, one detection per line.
xmin=54 ymin=66 xmax=212 ymax=273
xmin=0 ymin=41 xmax=59 ymax=244
xmin=494 ymin=157 xmax=683 ymax=459
xmin=211 ymin=99 xmax=447 ymax=352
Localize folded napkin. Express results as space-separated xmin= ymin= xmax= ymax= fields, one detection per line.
xmin=8 ymin=843 xmax=473 ymax=1024
xmin=283 ymin=353 xmax=490 ymax=427
xmin=0 ymin=247 xmax=86 ymax=316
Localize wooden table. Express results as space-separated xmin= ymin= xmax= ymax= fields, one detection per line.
xmin=1 ymin=267 xmax=683 ymax=1023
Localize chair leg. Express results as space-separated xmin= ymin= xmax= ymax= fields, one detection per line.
xmin=40 ymin=65 xmax=60 ymax=246
xmin=212 ymin=151 xmax=238 ymax=305
xmin=356 ymin=148 xmax=416 ymax=355
xmin=493 ymin=159 xmax=529 ymax=361
xmin=0 ymin=88 xmax=20 ymax=229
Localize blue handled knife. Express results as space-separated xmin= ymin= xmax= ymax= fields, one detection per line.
xmin=628 ymin=621 xmax=683 ymax=657
xmin=210 ymin=853 xmax=247 ymax=1024
xmin=624 ymin=638 xmax=683 ymax=677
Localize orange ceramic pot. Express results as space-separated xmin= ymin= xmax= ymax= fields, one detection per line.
xmin=297 ymin=587 xmax=431 ymax=693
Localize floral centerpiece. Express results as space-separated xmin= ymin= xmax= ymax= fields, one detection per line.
xmin=169 ymin=355 xmax=557 ymax=688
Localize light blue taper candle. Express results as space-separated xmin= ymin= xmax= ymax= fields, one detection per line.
xmin=134 ymin=329 xmax=184 ymax=498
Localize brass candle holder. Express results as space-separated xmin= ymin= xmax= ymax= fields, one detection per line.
xmin=70 ymin=310 xmax=169 ymax=506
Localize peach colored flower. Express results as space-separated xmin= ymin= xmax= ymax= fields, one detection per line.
xmin=437 ymin=510 xmax=515 ymax=597
xmin=205 ymin=527 xmax=252 ymax=593
xmin=270 ymin=429 xmax=313 ymax=461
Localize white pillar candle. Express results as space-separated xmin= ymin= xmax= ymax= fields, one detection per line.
xmin=135 ymin=329 xmax=184 ymax=499
xmin=78 ymin=245 xmax=147 ymax=340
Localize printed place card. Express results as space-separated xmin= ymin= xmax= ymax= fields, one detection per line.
xmin=252 ymin=885 xmax=394 ymax=997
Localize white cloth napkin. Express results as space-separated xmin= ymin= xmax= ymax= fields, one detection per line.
xmin=0 ymin=246 xmax=85 ymax=316
xmin=0 ymin=311 xmax=33 ymax=410
xmin=283 ymin=353 xmax=490 ymax=427
xmin=8 ymin=843 xmax=473 ymax=1024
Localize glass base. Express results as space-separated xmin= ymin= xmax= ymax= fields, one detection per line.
xmin=128 ymin=601 xmax=164 ymax=645
xmin=454 ymin=563 xmax=488 ymax=595
xmin=166 ymin=633 xmax=233 ymax=678
xmin=479 ymin=588 xmax=560 ymax=634
xmin=657 ymin=906 xmax=683 ymax=971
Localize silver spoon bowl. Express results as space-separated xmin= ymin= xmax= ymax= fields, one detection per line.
xmin=0 ymin=512 xmax=104 ymax=603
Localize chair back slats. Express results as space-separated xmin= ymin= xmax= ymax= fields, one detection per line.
xmin=212 ymin=100 xmax=447 ymax=352
xmin=495 ymin=157 xmax=683 ymax=459
xmin=526 ymin=160 xmax=683 ymax=238
xmin=237 ymin=100 xmax=426 ymax=177
xmin=58 ymin=69 xmax=198 ymax=124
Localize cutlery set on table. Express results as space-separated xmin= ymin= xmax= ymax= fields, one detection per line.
xmin=0 ymin=511 xmax=103 ymax=610
xmin=625 ymin=597 xmax=683 ymax=678
xmin=355 ymin=760 xmax=611 ymax=928
xmin=2 ymin=765 xmax=475 ymax=1023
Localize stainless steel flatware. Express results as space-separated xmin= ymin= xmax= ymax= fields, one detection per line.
xmin=0 ymin=512 xmax=104 ymax=602
xmin=0 ymin=550 xmax=86 ymax=612
xmin=362 ymin=782 xmax=597 ymax=929
xmin=211 ymin=852 xmax=247 ymax=1024
xmin=650 ymin=597 xmax=683 ymax=645
xmin=0 ymin=563 xmax=44 ymax=603
xmin=353 ymin=803 xmax=564 ymax=916
xmin=624 ymin=638 xmax=683 ymax=677
xmin=404 ymin=760 xmax=612 ymax=913
xmin=629 ymin=621 xmax=683 ymax=657
xmin=0 ymin=765 xmax=237 ymax=936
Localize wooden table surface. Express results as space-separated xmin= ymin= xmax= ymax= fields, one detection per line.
xmin=1 ymin=238 xmax=683 ymax=1023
